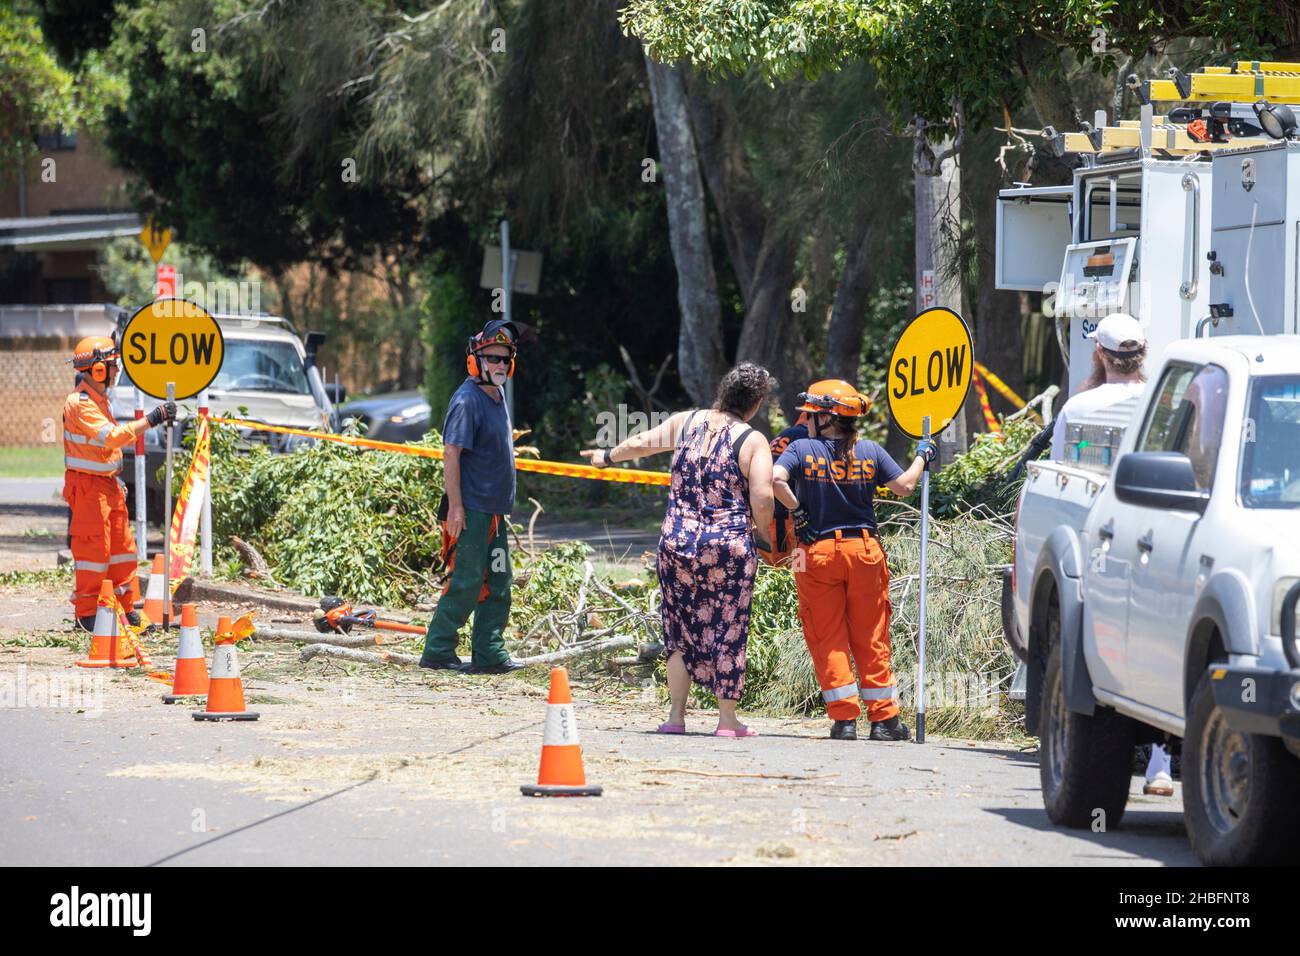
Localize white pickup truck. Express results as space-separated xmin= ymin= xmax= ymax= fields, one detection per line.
xmin=1007 ymin=335 xmax=1300 ymax=865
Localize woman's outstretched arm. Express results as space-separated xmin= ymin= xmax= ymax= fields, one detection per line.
xmin=579 ymin=410 xmax=693 ymax=466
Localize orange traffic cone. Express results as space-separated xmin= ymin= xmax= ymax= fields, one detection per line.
xmin=141 ymin=554 xmax=174 ymax=627
xmin=192 ymin=615 xmax=258 ymax=722
xmin=520 ymin=667 xmax=601 ymax=797
xmin=76 ymin=580 xmax=138 ymax=669
xmin=164 ymin=603 xmax=209 ymax=703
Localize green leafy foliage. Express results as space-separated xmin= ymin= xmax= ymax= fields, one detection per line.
xmin=929 ymin=415 xmax=1042 ymax=517
xmin=621 ymin=0 xmax=1291 ymax=131
xmin=0 ymin=3 xmax=124 ymax=169
xmin=209 ymin=422 xmax=446 ymax=606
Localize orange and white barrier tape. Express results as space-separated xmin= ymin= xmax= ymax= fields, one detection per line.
xmin=209 ymin=416 xmax=671 ymax=486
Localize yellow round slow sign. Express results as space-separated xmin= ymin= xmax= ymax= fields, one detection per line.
xmin=886 ymin=307 xmax=973 ymax=440
xmin=121 ymin=298 xmax=224 ymax=400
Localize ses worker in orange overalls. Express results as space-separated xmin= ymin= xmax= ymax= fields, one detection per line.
xmin=63 ymin=336 xmax=175 ymax=632
xmin=772 ymin=380 xmax=936 ymax=742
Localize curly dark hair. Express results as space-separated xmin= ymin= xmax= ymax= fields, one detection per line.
xmin=713 ymin=362 xmax=775 ymax=417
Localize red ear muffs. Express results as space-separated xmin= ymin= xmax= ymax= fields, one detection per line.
xmin=91 ymin=361 xmax=107 ymax=383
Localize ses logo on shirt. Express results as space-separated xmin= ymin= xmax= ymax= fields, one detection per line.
xmin=801 ymin=453 xmax=877 ymax=483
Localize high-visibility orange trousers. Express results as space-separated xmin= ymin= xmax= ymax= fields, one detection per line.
xmin=64 ymin=472 xmax=139 ymax=619
xmin=793 ymin=530 xmax=899 ymax=722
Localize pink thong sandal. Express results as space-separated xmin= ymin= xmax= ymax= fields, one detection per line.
xmin=656 ymin=722 xmax=686 ymax=734
xmin=714 ymin=725 xmax=759 ymax=738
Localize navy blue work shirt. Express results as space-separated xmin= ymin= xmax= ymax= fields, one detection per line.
xmin=775 ymin=437 xmax=903 ymax=535
xmin=442 ymin=377 xmax=515 ymax=515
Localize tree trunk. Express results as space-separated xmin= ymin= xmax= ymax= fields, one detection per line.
xmin=826 ymin=215 xmax=874 ymax=383
xmin=914 ymin=134 xmax=967 ymax=463
xmin=687 ymin=83 xmax=807 ymax=418
xmin=644 ymin=55 xmax=728 ymax=406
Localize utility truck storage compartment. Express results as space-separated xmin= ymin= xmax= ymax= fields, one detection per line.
xmin=996 ymin=185 xmax=1073 ymax=291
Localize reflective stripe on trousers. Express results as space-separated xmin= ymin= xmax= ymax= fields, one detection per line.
xmin=822 ymin=682 xmax=859 ymax=703
xmin=859 ymin=683 xmax=896 ymax=701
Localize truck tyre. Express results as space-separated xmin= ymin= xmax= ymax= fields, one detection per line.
xmin=1040 ymin=643 xmax=1134 ymax=829
xmin=1182 ymin=672 xmax=1300 ymax=866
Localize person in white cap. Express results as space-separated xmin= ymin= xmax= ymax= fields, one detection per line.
xmin=1049 ymin=312 xmax=1148 ymax=461
xmin=1049 ymin=312 xmax=1174 ymax=795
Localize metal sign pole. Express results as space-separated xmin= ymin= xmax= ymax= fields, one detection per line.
xmin=134 ymin=388 xmax=146 ymax=559
xmin=198 ymin=387 xmax=212 ymax=576
xmin=916 ymin=414 xmax=931 ymax=745
xmin=163 ymin=381 xmax=175 ymax=630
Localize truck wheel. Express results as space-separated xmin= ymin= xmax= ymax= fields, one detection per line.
xmin=1182 ymin=672 xmax=1300 ymax=866
xmin=1039 ymin=643 xmax=1134 ymax=829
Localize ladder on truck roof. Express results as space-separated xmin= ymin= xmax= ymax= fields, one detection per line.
xmin=1147 ymin=62 xmax=1300 ymax=104
xmin=1058 ymin=123 xmax=1271 ymax=155
xmin=1050 ymin=61 xmax=1300 ymax=158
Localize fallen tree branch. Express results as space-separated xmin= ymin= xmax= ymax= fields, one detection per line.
xmin=255 ymin=627 xmax=411 ymax=648
xmin=230 ymin=535 xmax=283 ymax=588
xmin=297 ymin=634 xmax=637 ymax=668
xmin=516 ymin=635 xmax=634 ymax=666
xmin=641 ymin=767 xmax=838 ymax=781
xmin=299 ymin=644 xmax=421 ymax=666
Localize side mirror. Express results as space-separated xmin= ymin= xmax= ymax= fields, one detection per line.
xmin=324 ymin=382 xmax=347 ymax=405
xmin=304 ymin=330 xmax=327 ymax=365
xmin=1113 ymin=452 xmax=1210 ymax=513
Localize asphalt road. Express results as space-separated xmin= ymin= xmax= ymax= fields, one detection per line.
xmin=0 ymin=646 xmax=1198 ymax=867
xmin=0 ymin=477 xmax=65 ymax=572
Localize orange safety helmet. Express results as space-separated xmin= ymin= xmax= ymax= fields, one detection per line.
xmin=71 ymin=335 xmax=120 ymax=383
xmin=796 ymin=379 xmax=870 ymax=417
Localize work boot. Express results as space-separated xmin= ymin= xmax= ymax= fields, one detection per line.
xmin=125 ymin=610 xmax=142 ymax=628
xmin=418 ymin=655 xmax=468 ymax=673
xmin=869 ymin=716 xmax=911 ymax=741
xmin=75 ymin=615 xmax=97 ymax=634
xmin=829 ymin=719 xmax=857 ymax=741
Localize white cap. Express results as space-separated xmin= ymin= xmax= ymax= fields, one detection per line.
xmin=1087 ymin=313 xmax=1146 ymax=353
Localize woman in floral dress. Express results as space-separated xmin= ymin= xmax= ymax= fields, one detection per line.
xmin=581 ymin=364 xmax=775 ymax=735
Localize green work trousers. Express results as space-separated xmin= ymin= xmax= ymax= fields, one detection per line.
xmin=421 ymin=508 xmax=512 ymax=668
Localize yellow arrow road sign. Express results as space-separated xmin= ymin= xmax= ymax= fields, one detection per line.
xmin=886 ymin=307 xmax=973 ymax=440
xmin=140 ymin=216 xmax=172 ymax=263
xmin=121 ymin=298 xmax=224 ymax=400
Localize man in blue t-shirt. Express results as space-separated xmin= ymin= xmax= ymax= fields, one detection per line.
xmin=420 ymin=319 xmax=522 ymax=675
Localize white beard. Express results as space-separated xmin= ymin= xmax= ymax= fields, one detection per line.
xmin=489 ymin=368 xmax=509 ymax=386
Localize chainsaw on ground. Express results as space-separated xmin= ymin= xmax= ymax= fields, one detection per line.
xmin=313 ymin=596 xmax=427 ymax=635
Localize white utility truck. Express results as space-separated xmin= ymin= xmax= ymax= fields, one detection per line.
xmin=997 ymin=63 xmax=1300 ymax=865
